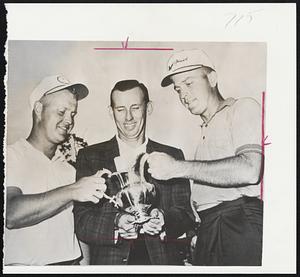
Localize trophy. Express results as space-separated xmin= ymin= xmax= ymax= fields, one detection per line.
xmin=103 ymin=153 xmax=157 ymax=225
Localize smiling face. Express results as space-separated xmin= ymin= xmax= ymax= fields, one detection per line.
xmin=110 ymin=87 xmax=148 ymax=143
xmin=170 ymin=68 xmax=214 ymax=116
xmin=38 ymin=89 xmax=77 ymax=145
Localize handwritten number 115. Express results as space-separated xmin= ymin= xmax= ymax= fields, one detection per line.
xmin=225 ymin=10 xmax=263 ymax=28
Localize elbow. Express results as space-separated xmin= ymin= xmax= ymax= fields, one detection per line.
xmin=5 ymin=221 xmax=14 ymax=230
xmin=248 ymin=174 xmax=261 ymax=186
xmin=6 ymin=216 xmax=19 ymax=230
xmin=241 ymin=153 xmax=264 ymax=186
xmin=246 ymin=163 xmax=263 ymax=186
xmin=6 ymin=195 xmax=24 ymax=229
xmin=6 ymin=207 xmax=25 ymax=229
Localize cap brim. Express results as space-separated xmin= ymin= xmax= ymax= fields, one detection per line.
xmin=68 ymin=83 xmax=89 ymax=100
xmin=161 ymin=65 xmax=205 ymax=87
xmin=49 ymin=83 xmax=89 ymax=100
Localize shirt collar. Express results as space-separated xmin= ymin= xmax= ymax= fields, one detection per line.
xmin=116 ymin=135 xmax=149 ymax=153
xmin=21 ymin=138 xmax=59 ymax=163
xmin=200 ymin=97 xmax=236 ymax=127
xmin=216 ymin=97 xmax=236 ymax=112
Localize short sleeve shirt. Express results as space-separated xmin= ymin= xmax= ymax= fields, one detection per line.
xmin=192 ymin=97 xmax=262 ymax=211
xmin=4 ymin=139 xmax=81 ymax=265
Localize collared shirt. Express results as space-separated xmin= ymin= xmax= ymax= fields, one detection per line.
xmin=192 ymin=97 xmax=262 ymax=212
xmin=4 ymin=138 xmax=81 ymax=265
xmin=114 ymin=135 xmax=148 ymax=173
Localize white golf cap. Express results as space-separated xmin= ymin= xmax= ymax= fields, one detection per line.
xmin=29 ymin=75 xmax=89 ymax=109
xmin=161 ymin=49 xmax=216 ymax=87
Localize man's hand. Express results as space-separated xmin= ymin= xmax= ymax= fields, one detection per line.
xmin=147 ymin=152 xmax=181 ymax=180
xmin=116 ymin=213 xmax=138 ymax=240
xmin=142 ymin=208 xmax=165 ymax=236
xmin=71 ymin=169 xmax=111 ymax=203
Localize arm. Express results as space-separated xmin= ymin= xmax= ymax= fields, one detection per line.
xmin=148 ymin=98 xmax=263 ymax=188
xmin=148 ymin=151 xmax=263 ymax=188
xmin=182 ymin=152 xmax=263 ymax=187
xmin=6 ymin=185 xmax=72 ymax=229
xmin=73 ymin=150 xmax=119 ymax=246
xmin=6 ymin=172 xmax=107 ymax=229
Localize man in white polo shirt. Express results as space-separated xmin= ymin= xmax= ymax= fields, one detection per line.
xmin=5 ymin=75 xmax=108 ymax=265
xmin=147 ymin=49 xmax=264 ymax=266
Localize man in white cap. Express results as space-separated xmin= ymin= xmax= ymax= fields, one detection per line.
xmin=5 ymin=75 xmax=108 ymax=265
xmin=147 ymin=49 xmax=264 ymax=266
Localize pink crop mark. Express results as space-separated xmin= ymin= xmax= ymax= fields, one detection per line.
xmin=94 ymin=37 xmax=174 ymax=51
xmin=261 ymin=91 xmax=271 ymax=200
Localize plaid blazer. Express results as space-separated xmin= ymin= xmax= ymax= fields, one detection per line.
xmin=73 ymin=136 xmax=195 ymax=265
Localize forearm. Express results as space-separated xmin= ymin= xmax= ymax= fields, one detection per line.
xmin=175 ymin=153 xmax=262 ymax=188
xmin=6 ymin=184 xmax=74 ymax=229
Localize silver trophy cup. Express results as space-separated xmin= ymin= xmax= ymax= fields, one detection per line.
xmin=104 ymin=153 xmax=157 ymax=224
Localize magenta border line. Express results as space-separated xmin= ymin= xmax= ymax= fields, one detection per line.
xmin=261 ymin=91 xmax=265 ymax=200
xmin=94 ymin=48 xmax=174 ymax=51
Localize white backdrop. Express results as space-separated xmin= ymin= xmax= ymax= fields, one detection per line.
xmin=6 ymin=41 xmax=266 ymax=160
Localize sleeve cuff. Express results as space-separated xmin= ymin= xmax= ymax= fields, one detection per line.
xmin=235 ymin=144 xmax=262 ymax=155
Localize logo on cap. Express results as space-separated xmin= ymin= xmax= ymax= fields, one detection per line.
xmin=57 ymin=76 xmax=70 ymax=85
xmin=168 ymin=57 xmax=188 ymax=71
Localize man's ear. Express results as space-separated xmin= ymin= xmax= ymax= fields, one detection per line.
xmin=33 ymin=101 xmax=43 ymax=120
xmin=146 ymin=101 xmax=153 ymax=116
xmin=108 ymin=106 xmax=114 ymax=119
xmin=207 ymin=71 xmax=217 ymax=88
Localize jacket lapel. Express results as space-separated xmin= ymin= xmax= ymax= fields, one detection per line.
xmin=146 ymin=139 xmax=155 ymax=154
xmin=98 ymin=136 xmax=120 ymax=173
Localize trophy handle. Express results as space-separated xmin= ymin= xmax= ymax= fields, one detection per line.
xmin=95 ymin=168 xmax=112 ymax=178
xmin=95 ymin=169 xmax=121 ymax=208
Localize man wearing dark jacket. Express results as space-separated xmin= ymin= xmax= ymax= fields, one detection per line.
xmin=73 ymin=79 xmax=195 ymax=265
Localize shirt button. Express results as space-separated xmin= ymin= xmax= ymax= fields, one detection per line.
xmin=122 ymin=258 xmax=127 ymax=263
xmin=203 ymin=136 xmax=205 ymax=140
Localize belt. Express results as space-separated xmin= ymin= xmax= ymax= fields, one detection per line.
xmin=197 ymin=196 xmax=262 ymax=221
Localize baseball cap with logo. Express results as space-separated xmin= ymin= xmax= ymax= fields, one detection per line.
xmin=29 ymin=75 xmax=89 ymax=110
xmin=161 ymin=49 xmax=216 ymax=87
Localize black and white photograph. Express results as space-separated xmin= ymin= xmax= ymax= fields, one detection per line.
xmin=4 ymin=39 xmax=266 ymax=266
xmin=3 ymin=3 xmax=296 ymax=274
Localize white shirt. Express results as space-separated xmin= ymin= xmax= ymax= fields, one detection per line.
xmin=4 ymin=139 xmax=81 ymax=265
xmin=192 ymin=98 xmax=262 ymax=212
xmin=114 ymin=135 xmax=148 ymax=173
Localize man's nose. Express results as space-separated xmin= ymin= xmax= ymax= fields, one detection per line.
xmin=180 ymin=89 xmax=188 ymax=101
xmin=125 ymin=110 xmax=133 ymax=121
xmin=63 ymin=113 xmax=73 ymax=125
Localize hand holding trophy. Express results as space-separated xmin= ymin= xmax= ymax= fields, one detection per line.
xmin=102 ymin=153 xmax=164 ymax=238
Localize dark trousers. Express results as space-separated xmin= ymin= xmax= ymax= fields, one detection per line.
xmin=193 ymin=196 xmax=263 ymax=266
xmin=127 ymin=234 xmax=151 ymax=265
